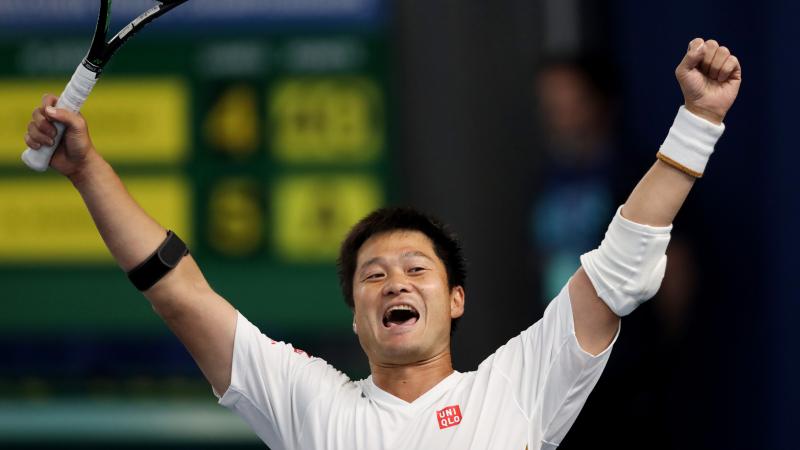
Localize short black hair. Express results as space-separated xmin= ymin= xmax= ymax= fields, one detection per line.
xmin=337 ymin=207 xmax=467 ymax=332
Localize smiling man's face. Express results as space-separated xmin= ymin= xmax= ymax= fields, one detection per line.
xmin=352 ymin=230 xmax=464 ymax=365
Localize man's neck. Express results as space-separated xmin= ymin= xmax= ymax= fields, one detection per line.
xmin=369 ymin=351 xmax=454 ymax=403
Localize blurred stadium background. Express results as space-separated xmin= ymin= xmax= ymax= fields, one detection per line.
xmin=0 ymin=0 xmax=797 ymax=449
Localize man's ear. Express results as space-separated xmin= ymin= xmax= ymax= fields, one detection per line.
xmin=450 ymin=286 xmax=465 ymax=319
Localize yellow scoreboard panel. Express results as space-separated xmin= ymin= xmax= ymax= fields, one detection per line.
xmin=0 ymin=176 xmax=191 ymax=262
xmin=269 ymin=77 xmax=384 ymax=163
xmin=0 ymin=78 xmax=188 ymax=164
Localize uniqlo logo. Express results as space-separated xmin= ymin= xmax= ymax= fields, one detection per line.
xmin=436 ymin=405 xmax=462 ymax=429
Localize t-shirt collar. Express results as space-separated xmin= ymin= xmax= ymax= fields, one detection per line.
xmin=362 ymin=371 xmax=462 ymax=409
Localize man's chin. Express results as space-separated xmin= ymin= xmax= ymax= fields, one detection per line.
xmin=378 ymin=342 xmax=425 ymax=364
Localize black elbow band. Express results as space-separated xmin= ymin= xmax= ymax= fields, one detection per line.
xmin=127 ymin=230 xmax=189 ymax=291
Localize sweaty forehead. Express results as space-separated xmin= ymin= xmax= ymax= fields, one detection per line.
xmin=356 ymin=230 xmax=437 ymax=267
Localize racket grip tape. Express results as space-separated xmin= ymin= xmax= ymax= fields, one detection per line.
xmin=21 ymin=63 xmax=99 ymax=172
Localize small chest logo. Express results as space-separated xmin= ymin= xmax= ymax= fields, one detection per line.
xmin=436 ymin=405 xmax=462 ymax=429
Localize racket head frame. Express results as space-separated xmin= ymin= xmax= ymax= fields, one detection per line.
xmin=83 ymin=0 xmax=189 ymax=73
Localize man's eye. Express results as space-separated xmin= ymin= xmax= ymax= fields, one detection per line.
xmin=365 ymin=273 xmax=384 ymax=280
xmin=409 ymin=267 xmax=426 ymax=273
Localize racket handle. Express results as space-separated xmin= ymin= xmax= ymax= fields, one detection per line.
xmin=21 ymin=63 xmax=99 ymax=172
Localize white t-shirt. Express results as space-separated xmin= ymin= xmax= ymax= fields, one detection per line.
xmin=216 ymin=284 xmax=618 ymax=450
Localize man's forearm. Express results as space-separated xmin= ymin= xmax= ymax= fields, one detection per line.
xmin=620 ymin=159 xmax=696 ymax=227
xmin=68 ymin=149 xmax=167 ymax=271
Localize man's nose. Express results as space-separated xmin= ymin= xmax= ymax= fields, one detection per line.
xmin=382 ymin=272 xmax=411 ymax=296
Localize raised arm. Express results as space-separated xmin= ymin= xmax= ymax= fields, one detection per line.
xmin=568 ymin=38 xmax=742 ymax=354
xmin=24 ymin=95 xmax=237 ymax=395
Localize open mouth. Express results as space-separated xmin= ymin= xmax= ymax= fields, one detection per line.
xmin=382 ymin=304 xmax=420 ymax=328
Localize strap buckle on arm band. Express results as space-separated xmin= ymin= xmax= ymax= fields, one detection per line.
xmin=127 ymin=230 xmax=189 ymax=291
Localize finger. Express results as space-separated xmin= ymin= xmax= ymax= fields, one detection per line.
xmin=700 ymin=39 xmax=720 ymax=73
xmin=32 ymin=108 xmax=58 ymax=137
xmin=717 ymin=55 xmax=741 ymax=82
xmin=24 ymin=132 xmax=41 ymax=150
xmin=28 ymin=121 xmax=54 ymax=147
xmin=677 ymin=38 xmax=706 ymax=73
xmin=708 ymin=46 xmax=731 ymax=80
xmin=44 ymin=106 xmax=85 ymax=132
xmin=41 ymin=93 xmax=58 ymax=108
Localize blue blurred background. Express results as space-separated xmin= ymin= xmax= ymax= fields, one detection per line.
xmin=0 ymin=0 xmax=797 ymax=448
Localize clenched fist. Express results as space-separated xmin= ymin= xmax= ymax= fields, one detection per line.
xmin=676 ymin=38 xmax=742 ymax=124
xmin=24 ymin=94 xmax=96 ymax=178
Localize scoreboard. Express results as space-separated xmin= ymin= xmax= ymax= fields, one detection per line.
xmin=0 ymin=1 xmax=392 ymax=334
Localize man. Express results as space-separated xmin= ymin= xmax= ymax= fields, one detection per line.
xmin=23 ymin=38 xmax=740 ymax=449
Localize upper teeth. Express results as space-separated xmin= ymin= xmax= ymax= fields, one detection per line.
xmin=385 ymin=305 xmax=416 ymax=317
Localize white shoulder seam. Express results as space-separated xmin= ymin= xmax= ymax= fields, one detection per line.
xmin=226 ymin=384 xmax=274 ymax=426
xmin=494 ymin=365 xmax=533 ymax=423
xmin=295 ymin=359 xmax=352 ymax=439
xmin=539 ymin=336 xmax=594 ymax=436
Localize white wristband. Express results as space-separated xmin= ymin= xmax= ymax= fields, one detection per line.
xmin=657 ymin=105 xmax=725 ymax=177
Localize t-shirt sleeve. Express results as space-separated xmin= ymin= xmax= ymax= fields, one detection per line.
xmin=482 ymin=281 xmax=619 ymax=447
xmin=215 ymin=311 xmax=350 ymax=450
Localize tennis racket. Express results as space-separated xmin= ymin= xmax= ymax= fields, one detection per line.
xmin=21 ymin=0 xmax=189 ymax=172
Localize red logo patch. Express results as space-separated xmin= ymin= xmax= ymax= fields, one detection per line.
xmin=436 ymin=405 xmax=462 ymax=429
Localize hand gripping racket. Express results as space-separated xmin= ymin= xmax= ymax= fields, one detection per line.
xmin=21 ymin=0 xmax=188 ymax=172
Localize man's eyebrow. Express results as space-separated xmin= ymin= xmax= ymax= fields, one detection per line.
xmin=401 ymin=251 xmax=435 ymax=261
xmin=358 ymin=256 xmax=384 ymax=272
xmin=357 ymin=251 xmax=435 ymax=272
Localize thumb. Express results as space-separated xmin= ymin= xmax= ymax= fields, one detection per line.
xmin=44 ymin=106 xmax=84 ymax=131
xmin=677 ymin=38 xmax=706 ymax=74
xmin=41 ymin=93 xmax=58 ymax=109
